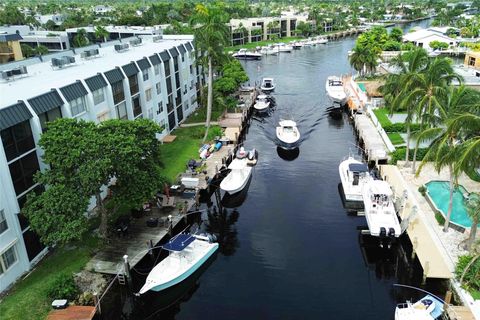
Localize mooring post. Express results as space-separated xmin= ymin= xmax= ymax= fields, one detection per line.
xmin=194 ymin=187 xmax=200 ymax=210
xmin=215 ymin=161 xmax=219 ymax=174
xmin=422 ymin=261 xmax=429 ymax=285
xmin=93 ymin=292 xmax=101 ymax=314
xmin=123 ymin=254 xmax=131 ymax=282
xmin=411 ymin=237 xmax=418 ymax=260
xmin=444 ymin=290 xmax=452 ymax=306
xmin=148 ymin=240 xmax=154 ymax=258
xmin=183 ymin=201 xmax=188 ymax=223
xmin=168 ymin=215 xmax=173 ymax=236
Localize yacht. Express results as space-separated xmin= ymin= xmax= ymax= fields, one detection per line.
xmin=362 ymin=180 xmax=401 ymax=244
xmin=220 ymin=155 xmax=255 ymax=195
xmin=326 ymin=76 xmax=348 ymax=105
xmin=292 ymin=42 xmax=303 ymax=49
xmin=315 ymin=37 xmax=328 ymax=44
xmin=276 ymin=43 xmax=293 ymax=52
xmin=260 ymin=46 xmax=279 ymax=55
xmin=254 ymin=94 xmax=271 ymax=112
xmin=338 ymin=156 xmax=371 ymax=202
xmin=232 ymin=48 xmax=262 ymax=60
xmin=260 ymin=77 xmax=275 ymax=92
xmin=139 ymin=233 xmax=218 ymax=294
xmin=276 ymin=120 xmax=300 ymax=149
xmin=395 ymin=295 xmax=444 ymax=320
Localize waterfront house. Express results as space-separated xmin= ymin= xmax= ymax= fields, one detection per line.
xmin=0 ymin=35 xmax=201 ymax=293
xmin=402 ymin=28 xmax=458 ymax=50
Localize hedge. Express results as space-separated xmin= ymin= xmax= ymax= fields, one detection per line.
xmin=389 ymin=147 xmax=428 ymax=164
xmin=383 ymin=123 xmax=421 ymax=133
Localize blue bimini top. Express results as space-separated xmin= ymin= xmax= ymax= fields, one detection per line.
xmin=162 ymin=234 xmax=195 ymax=252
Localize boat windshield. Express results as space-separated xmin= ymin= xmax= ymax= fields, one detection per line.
xmin=329 ymin=80 xmax=343 ymax=86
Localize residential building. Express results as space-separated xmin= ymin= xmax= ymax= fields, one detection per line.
xmin=34 ymin=14 xmax=66 ymax=26
xmin=66 ymin=25 xmax=165 ymax=46
xmin=0 ymin=34 xmax=200 ymax=293
xmin=93 ymin=5 xmax=114 ymax=15
xmin=0 ymin=26 xmax=70 ymax=52
xmin=0 ymin=33 xmax=23 ymax=64
xmin=402 ymin=28 xmax=458 ymax=50
xmin=229 ymin=15 xmax=314 ymax=46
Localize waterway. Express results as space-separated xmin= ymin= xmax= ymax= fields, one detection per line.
xmin=107 ymin=19 xmax=446 ymax=320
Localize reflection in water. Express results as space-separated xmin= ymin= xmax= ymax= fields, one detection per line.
xmin=326 ymin=105 xmax=344 ymax=123
xmin=358 ymin=233 xmax=398 ymax=280
xmin=338 ymin=183 xmax=364 ymax=212
xmin=204 ymin=206 xmax=239 ymax=256
xmin=276 ymin=146 xmax=300 ymax=161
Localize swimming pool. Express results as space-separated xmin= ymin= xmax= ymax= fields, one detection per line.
xmin=425 ymin=181 xmax=474 ymax=228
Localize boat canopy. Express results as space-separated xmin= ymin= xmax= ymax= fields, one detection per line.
xmin=349 ymin=163 xmax=368 ymax=173
xmin=257 ymin=94 xmax=268 ymax=100
xmin=368 ymin=180 xmax=393 ymax=196
xmin=162 ymin=234 xmax=195 ymax=252
xmin=279 ymin=120 xmax=297 ymax=127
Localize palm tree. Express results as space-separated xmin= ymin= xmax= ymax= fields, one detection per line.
xmin=73 ymin=28 xmax=89 ymax=48
xmin=190 ymin=4 xmax=229 ymax=142
xmin=95 ymin=25 xmax=109 ymax=43
xmin=416 ymin=85 xmax=477 ymax=232
xmin=465 ymin=193 xmax=480 ymax=251
xmin=405 ymin=57 xmax=462 ymax=173
xmin=380 ymin=48 xmax=428 ymax=166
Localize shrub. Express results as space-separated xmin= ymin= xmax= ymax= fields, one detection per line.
xmin=418 ymin=185 xmax=426 ymax=196
xmin=389 ymin=147 xmax=428 ymax=164
xmin=434 ymin=211 xmax=445 ymax=225
xmin=46 ymin=273 xmax=79 ymax=301
xmin=383 ymin=123 xmax=421 ymax=133
xmin=455 ymin=255 xmax=480 ymax=293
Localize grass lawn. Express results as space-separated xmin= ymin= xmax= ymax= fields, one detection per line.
xmin=225 ymin=36 xmax=303 ymax=52
xmin=471 ymin=290 xmax=480 ymax=300
xmin=387 ymin=132 xmax=405 ymax=145
xmin=182 ymin=107 xmax=224 ymax=124
xmin=373 ymin=108 xmax=393 ymax=127
xmin=0 ymin=235 xmax=100 ymax=320
xmin=160 ymin=125 xmax=221 ymax=183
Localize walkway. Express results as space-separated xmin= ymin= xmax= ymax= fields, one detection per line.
xmin=180 ymin=121 xmax=219 ymax=127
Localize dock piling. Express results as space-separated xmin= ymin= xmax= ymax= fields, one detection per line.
xmin=123 ymin=254 xmax=131 ymax=284
xmin=93 ymin=292 xmax=101 ymax=315
xmin=147 ymin=240 xmax=154 ymax=258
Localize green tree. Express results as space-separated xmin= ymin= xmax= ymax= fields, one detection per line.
xmin=94 ymin=25 xmax=109 ymax=43
xmin=34 ymin=45 xmax=49 ymax=56
xmin=465 ymin=193 xmax=480 ymax=251
xmin=24 ymin=118 xmax=164 ymax=241
xmin=0 ymin=5 xmax=26 ymax=25
xmin=429 ymin=40 xmax=449 ymax=50
xmin=389 ymin=27 xmax=403 ymax=42
xmin=295 ymin=21 xmax=312 ymax=37
xmin=73 ymin=28 xmax=89 ymax=48
xmin=21 ymin=44 xmax=35 ymax=58
xmin=190 ymin=4 xmax=229 ymax=142
xmin=44 ymin=19 xmax=57 ymax=31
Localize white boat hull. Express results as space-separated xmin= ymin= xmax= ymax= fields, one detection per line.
xmin=276 ymin=120 xmax=300 ymax=149
xmin=220 ymin=165 xmax=252 ymax=194
xmin=139 ymin=239 xmax=219 ymax=294
xmin=326 ymin=77 xmax=347 ymax=105
xmin=339 ymin=157 xmax=370 ymax=202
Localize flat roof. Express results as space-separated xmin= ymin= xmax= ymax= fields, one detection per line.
xmin=0 ymin=35 xmax=193 ymax=109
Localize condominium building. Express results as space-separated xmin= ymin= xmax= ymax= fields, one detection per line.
xmin=229 ymin=15 xmax=315 ymax=46
xmin=0 ymin=34 xmax=200 ymax=292
xmin=66 ymin=25 xmax=166 ymax=46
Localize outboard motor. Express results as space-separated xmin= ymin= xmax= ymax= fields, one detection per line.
xmin=388 ymin=228 xmax=396 ymax=238
xmin=248 ymin=148 xmax=258 ymax=161
xmin=379 ymin=227 xmax=386 ymax=238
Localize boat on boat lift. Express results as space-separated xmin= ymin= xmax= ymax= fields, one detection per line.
xmin=139 ymin=233 xmax=218 ymax=294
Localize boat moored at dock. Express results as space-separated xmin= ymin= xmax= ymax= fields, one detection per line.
xmin=326 ymin=76 xmax=348 ymax=105
xmin=362 ymin=180 xmax=401 ymax=246
xmin=260 ymin=77 xmax=275 ymax=92
xmin=232 ymin=48 xmax=262 ymax=60
xmin=395 ymin=295 xmax=444 ymax=320
xmin=220 ymin=148 xmax=257 ymax=195
xmin=339 ymin=156 xmax=371 ymax=202
xmin=139 ymin=233 xmax=219 ymax=294
xmin=254 ymin=94 xmax=271 ymax=112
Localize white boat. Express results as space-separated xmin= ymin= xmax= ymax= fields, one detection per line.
xmin=292 ymin=42 xmax=303 ymax=49
xmin=275 ymin=43 xmax=293 ymax=52
xmin=139 ymin=233 xmax=218 ymax=294
xmin=254 ymin=94 xmax=270 ymax=112
xmin=326 ymin=76 xmax=348 ymax=105
xmin=362 ymin=180 xmax=401 ymax=240
xmin=260 ymin=45 xmax=279 ymax=55
xmin=395 ymin=295 xmax=444 ymax=320
xmin=338 ymin=156 xmax=371 ymax=202
xmin=220 ymin=157 xmax=253 ymax=194
xmin=276 ymin=120 xmax=300 ymax=149
xmin=260 ymin=77 xmax=275 ymax=92
xmin=232 ymin=48 xmax=262 ymax=60
xmin=315 ymin=37 xmax=328 ymax=44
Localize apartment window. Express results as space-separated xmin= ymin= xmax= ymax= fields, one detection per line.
xmin=1 ymin=121 xmax=35 ymax=162
xmin=92 ymin=88 xmax=105 ymax=105
xmin=154 ymin=64 xmax=160 ymax=75
xmin=175 ymin=72 xmax=181 ymax=89
xmin=128 ymin=75 xmax=139 ymax=95
xmin=184 ymin=84 xmax=187 ymax=95
xmin=8 ymin=151 xmax=40 ymax=196
xmin=38 ymin=107 xmax=62 ymax=132
xmin=145 ymin=88 xmax=152 ymax=102
xmin=190 ymin=80 xmax=194 ymax=90
xmin=116 ymin=102 xmax=128 ymax=120
xmin=175 ymin=88 xmax=182 ymax=106
xmin=70 ymin=96 xmax=86 ymax=116
xmin=164 ymin=62 xmax=171 ymax=77
xmin=167 ymin=95 xmax=174 ymax=113
xmin=1 ymin=245 xmax=17 ymax=271
xmin=0 ymin=210 xmax=8 ymax=234
xmin=156 ymin=82 xmax=161 ymax=95
xmin=166 ymin=78 xmax=172 ymax=94
xmin=111 ymin=81 xmax=125 ymax=104
xmin=132 ymin=96 xmax=142 ymax=118
xmin=181 ymin=54 xmax=185 ymax=62
xmin=142 ymin=70 xmax=149 ymax=81
xmin=158 ymin=102 xmax=164 ymax=113
xmin=0 ymin=259 xmax=3 ymax=274
xmin=174 ymin=57 xmax=179 ymax=73
xmin=148 ymin=108 xmax=153 ymax=120
xmin=190 ymin=65 xmax=193 ymax=74
xmin=469 ymin=56 xmax=476 ymax=66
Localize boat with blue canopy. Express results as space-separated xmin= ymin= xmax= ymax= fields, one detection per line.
xmin=139 ymin=233 xmax=219 ymax=294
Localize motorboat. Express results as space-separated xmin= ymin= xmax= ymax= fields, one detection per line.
xmin=232 ymin=48 xmax=262 ymax=60
xmin=275 ymin=43 xmax=293 ymax=53
xmin=362 ymin=180 xmax=401 ymax=243
xmin=260 ymin=77 xmax=275 ymax=92
xmin=338 ymin=156 xmax=371 ymax=202
xmin=260 ymin=46 xmax=279 ymax=55
xmin=220 ymin=150 xmax=257 ymax=194
xmin=395 ymin=295 xmax=444 ymax=320
xmin=315 ymin=37 xmax=328 ymax=44
xmin=139 ymin=233 xmax=219 ymax=294
xmin=254 ymin=94 xmax=271 ymax=112
xmin=292 ymin=42 xmax=303 ymax=49
xmin=276 ymin=120 xmax=300 ymax=149
xmin=326 ymin=76 xmax=348 ymax=105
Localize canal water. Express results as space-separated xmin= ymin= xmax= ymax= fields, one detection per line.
xmin=107 ymin=20 xmax=445 ymax=320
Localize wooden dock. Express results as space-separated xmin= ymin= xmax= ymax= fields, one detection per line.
xmin=86 ymin=200 xmax=193 ymax=275
xmin=447 ymin=306 xmax=476 ymax=320
xmin=47 ymin=306 xmax=95 ymax=320
xmin=353 ymin=113 xmax=390 ymax=163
